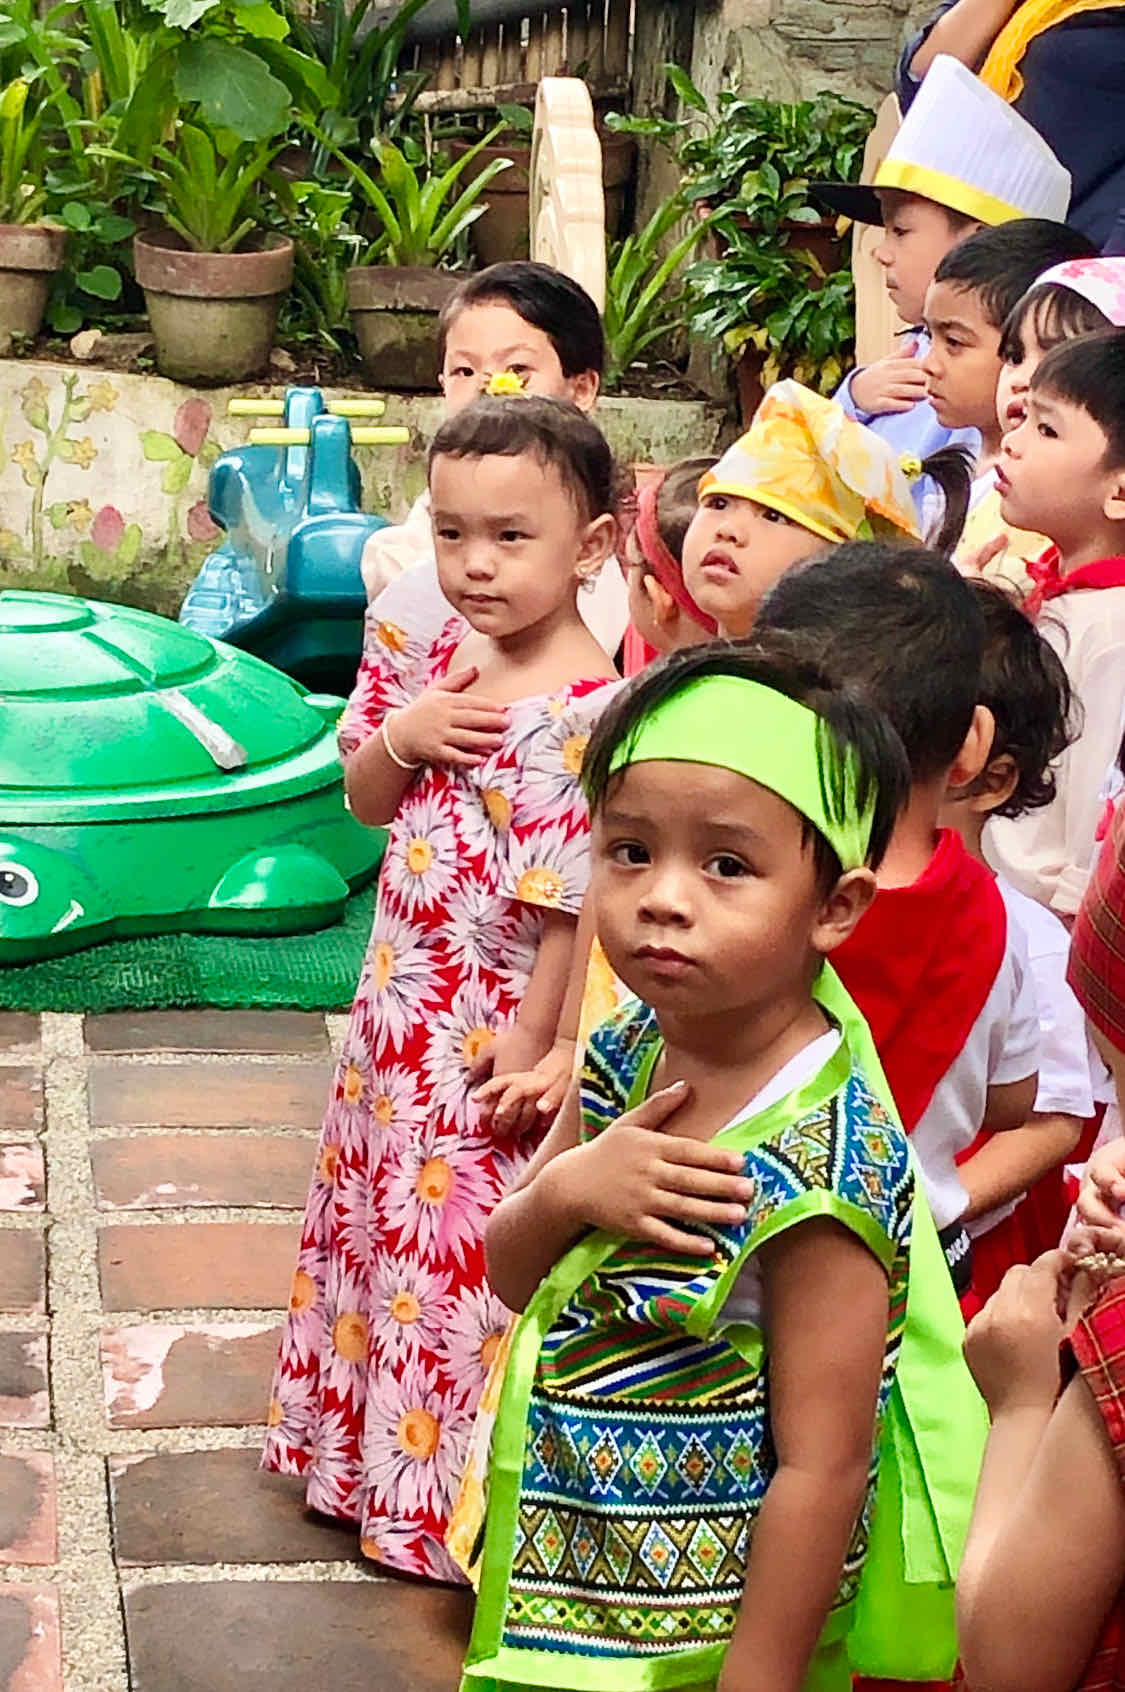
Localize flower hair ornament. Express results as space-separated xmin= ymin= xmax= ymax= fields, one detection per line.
xmin=485 ymin=370 xmax=528 ymax=397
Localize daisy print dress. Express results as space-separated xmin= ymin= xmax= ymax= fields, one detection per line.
xmin=262 ymin=586 xmax=618 ymax=1583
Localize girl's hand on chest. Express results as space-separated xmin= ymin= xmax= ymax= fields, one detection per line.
xmin=392 ymin=665 xmax=508 ymax=769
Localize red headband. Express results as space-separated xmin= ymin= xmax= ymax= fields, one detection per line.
xmin=633 ymin=477 xmax=718 ymax=635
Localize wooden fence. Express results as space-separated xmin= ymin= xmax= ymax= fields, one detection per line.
xmin=403 ymin=0 xmax=632 ymax=111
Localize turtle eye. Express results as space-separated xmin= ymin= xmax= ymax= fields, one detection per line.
xmin=0 ymin=865 xmax=38 ymax=907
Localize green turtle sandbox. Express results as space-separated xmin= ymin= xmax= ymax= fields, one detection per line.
xmin=0 ymin=590 xmax=383 ymax=964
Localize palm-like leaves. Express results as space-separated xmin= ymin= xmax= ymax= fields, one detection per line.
xmin=0 ymin=79 xmax=47 ymax=223
xmin=152 ymin=120 xmax=282 ymax=252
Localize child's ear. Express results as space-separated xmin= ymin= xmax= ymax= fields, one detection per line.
xmin=575 ymin=512 xmax=619 ymax=581
xmin=812 ymin=867 xmax=877 ymax=953
xmin=1103 ymin=465 xmax=1125 ymax=525
xmin=569 ymin=369 xmax=600 ymax=414
xmin=642 ymin=574 xmax=678 ymax=630
xmin=948 ymin=704 xmax=994 ymax=788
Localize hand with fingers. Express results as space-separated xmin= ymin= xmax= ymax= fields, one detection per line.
xmin=958 ymin=533 xmax=1009 ymax=577
xmin=475 ymin=1039 xmax=576 ymax=1138
xmin=963 ymin=1250 xmax=1067 ymax=1414
xmin=388 ymin=666 xmax=508 ymax=769
xmin=548 ymin=1081 xmax=755 ymax=1256
xmin=850 ymin=343 xmax=929 ymax=416
xmin=1077 ymin=1137 xmax=1125 ymax=1229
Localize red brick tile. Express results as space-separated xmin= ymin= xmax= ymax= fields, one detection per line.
xmin=0 ymin=1145 xmax=44 ymax=1212
xmin=102 ymin=1323 xmax=280 ymax=1428
xmin=91 ymin=1134 xmax=313 ymax=1211
xmin=0 ymin=1452 xmax=56 ymax=1563
xmin=0 ymin=1585 xmax=62 ymax=1691
xmin=124 ymin=1579 xmax=471 ymax=1692
xmin=0 ymin=1232 xmax=45 ymax=1314
xmin=0 ymin=1015 xmax=38 ymax=1054
xmin=98 ymin=1222 xmax=300 ymax=1311
xmin=110 ymin=1448 xmax=363 ymax=1565
xmin=89 ymin=1061 xmax=327 ymax=1130
xmin=0 ymin=1069 xmax=42 ymax=1136
xmin=86 ymin=1010 xmax=328 ymax=1056
xmin=0 ymin=1333 xmax=48 ymax=1428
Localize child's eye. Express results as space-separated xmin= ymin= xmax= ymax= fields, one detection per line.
xmin=890 ymin=223 xmax=908 ymax=238
xmin=760 ymin=507 xmax=792 ymax=526
xmin=608 ymin=840 xmax=649 ymax=866
xmin=702 ymin=493 xmax=727 ymax=510
xmin=435 ymin=525 xmax=461 ymax=540
xmin=1037 ymin=421 xmax=1058 ymax=438
xmin=705 ymin=852 xmax=749 ymax=878
xmin=498 ymin=528 xmax=529 ymax=543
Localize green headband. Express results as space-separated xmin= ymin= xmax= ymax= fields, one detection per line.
xmin=607 ymin=675 xmax=875 ymax=872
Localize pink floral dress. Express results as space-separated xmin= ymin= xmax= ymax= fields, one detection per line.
xmin=262 ymin=591 xmax=617 ymax=1583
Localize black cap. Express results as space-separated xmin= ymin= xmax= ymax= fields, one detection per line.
xmin=808 ymin=180 xmax=883 ymax=226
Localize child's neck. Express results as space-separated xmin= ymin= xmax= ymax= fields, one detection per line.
xmin=975 ymin=422 xmax=1004 ymax=468
xmin=1056 ymin=523 xmax=1125 ymax=574
xmin=456 ymin=603 xmax=615 ymax=699
xmin=953 ymin=810 xmax=987 ymax=867
xmin=874 ymin=779 xmax=946 ymax=888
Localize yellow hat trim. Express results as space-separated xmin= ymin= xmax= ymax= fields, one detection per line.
xmin=873 ymin=158 xmax=1024 ymax=227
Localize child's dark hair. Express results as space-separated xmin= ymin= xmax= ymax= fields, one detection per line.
xmin=999 ymin=282 xmax=1109 ymax=365
xmin=879 ymin=187 xmax=977 ymax=238
xmin=651 ymin=457 xmax=717 ymax=563
xmin=436 ymin=260 xmax=605 ymax=378
xmin=582 ymin=634 xmax=911 ymax=888
xmin=916 ymin=444 xmax=973 ymax=556
xmin=968 ymin=579 xmax=1077 ymax=819
xmin=1031 ymin=328 xmax=1125 ymax=467
xmin=933 ymin=219 xmax=1097 ymax=329
xmin=429 ymin=394 xmax=616 ymax=522
xmin=756 ymin=542 xmax=984 ymax=784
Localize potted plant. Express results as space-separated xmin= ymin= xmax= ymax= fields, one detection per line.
xmin=134 ymin=118 xmax=294 ymax=383
xmin=326 ymin=126 xmax=513 ymax=389
xmin=602 ymin=192 xmax=713 ymax=390
xmin=445 ymin=104 xmax=636 ymax=269
xmin=610 ymin=69 xmax=874 ymax=417
xmin=0 ymin=78 xmax=67 ymax=345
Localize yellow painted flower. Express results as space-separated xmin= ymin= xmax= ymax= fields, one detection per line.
xmin=332 ymin=1310 xmax=369 ymax=1362
xmin=482 ymin=787 xmax=511 ymax=831
xmin=390 ymin=1289 xmax=422 ymax=1326
xmin=69 ymin=436 xmax=97 ymax=470
xmin=266 ymin=1398 xmax=284 ymax=1428
xmin=19 ymin=376 xmax=47 ymax=412
xmin=516 ymin=864 xmax=565 ymax=906
xmin=373 ymin=940 xmax=395 ymax=991
xmin=461 ymin=1025 xmax=494 ymax=1066
xmin=289 ymin=1269 xmax=316 ymax=1313
xmin=405 ymin=836 xmax=433 ymax=875
xmin=376 ymin=620 xmax=408 ymax=653
xmin=342 ymin=1063 xmax=365 ymax=1105
xmin=317 ymin=1143 xmax=340 ymax=1185
xmin=66 ymin=500 xmax=93 ymax=533
xmin=87 ymin=379 xmax=118 ymax=414
xmin=485 ymin=370 xmax=526 ymax=396
xmin=11 ymin=440 xmax=37 ymax=470
xmin=373 ymin=1090 xmax=395 ymax=1128
xmin=561 ymin=732 xmax=588 ymax=775
xmin=415 ymin=1155 xmax=453 ymax=1206
xmin=0 ymin=528 xmax=23 ymax=553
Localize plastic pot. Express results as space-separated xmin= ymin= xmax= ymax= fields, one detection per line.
xmin=347 ymin=265 xmax=463 ymax=390
xmin=449 ymin=130 xmax=636 ymax=268
xmin=0 ymin=224 xmax=67 ymax=344
xmin=134 ymin=231 xmax=295 ymax=384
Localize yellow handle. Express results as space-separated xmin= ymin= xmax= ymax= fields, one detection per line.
xmin=229 ymin=398 xmax=387 ymax=418
xmin=248 ymin=425 xmax=410 ymax=446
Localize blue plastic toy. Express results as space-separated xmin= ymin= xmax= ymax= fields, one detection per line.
xmin=180 ymin=387 xmax=410 ymax=697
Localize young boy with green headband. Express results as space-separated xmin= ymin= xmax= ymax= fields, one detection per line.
xmin=459 ymin=640 xmax=986 ymax=1692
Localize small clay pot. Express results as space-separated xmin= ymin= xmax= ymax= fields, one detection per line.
xmin=450 ymin=130 xmax=635 ymax=267
xmin=0 ymin=224 xmax=67 ymax=345
xmin=134 ymin=231 xmax=295 ymax=384
xmin=347 ymin=266 xmax=463 ymax=390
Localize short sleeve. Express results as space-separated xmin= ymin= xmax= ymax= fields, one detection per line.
xmin=895 ymin=3 xmax=955 ymax=107
xmin=496 ymin=682 xmax=619 ymax=917
xmin=1067 ymin=1279 xmax=1125 ymax=1485
xmin=988 ymin=914 xmax=1041 ymax=1087
xmin=336 ymin=564 xmax=460 ymax=759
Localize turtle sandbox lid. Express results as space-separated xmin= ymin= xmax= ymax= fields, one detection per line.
xmin=0 ymin=589 xmax=347 ymax=822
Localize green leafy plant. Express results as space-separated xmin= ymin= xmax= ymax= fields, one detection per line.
xmin=323 ymin=121 xmax=512 ymax=268
xmin=603 ymin=193 xmax=712 ymax=387
xmin=272 ymin=177 xmax=361 ymax=352
xmin=0 ymin=77 xmax=47 ymax=222
xmin=609 ymin=67 xmax=874 ymax=393
xmin=149 ymin=119 xmax=283 ymax=251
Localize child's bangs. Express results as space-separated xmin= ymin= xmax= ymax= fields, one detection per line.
xmin=1000 ymin=284 xmax=1109 ymax=363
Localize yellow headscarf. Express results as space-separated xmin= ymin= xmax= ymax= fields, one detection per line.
xmin=698 ymin=381 xmax=923 ymax=546
xmin=980 ymin=0 xmax=1125 ymax=101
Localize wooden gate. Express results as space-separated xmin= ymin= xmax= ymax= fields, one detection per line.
xmin=403 ymin=0 xmax=632 ymax=111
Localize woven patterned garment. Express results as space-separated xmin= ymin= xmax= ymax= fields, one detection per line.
xmin=1065 ymin=1278 xmax=1125 ymax=1691
xmin=461 ymin=998 xmax=915 ymax=1691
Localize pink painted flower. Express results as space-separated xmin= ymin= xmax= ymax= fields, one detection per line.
xmin=186 ymin=500 xmax=220 ymax=541
xmin=173 ymin=397 xmax=212 ymax=458
xmin=90 ymin=505 xmax=124 ymax=553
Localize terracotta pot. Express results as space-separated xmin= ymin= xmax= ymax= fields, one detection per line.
xmin=449 ymin=131 xmax=636 ymax=268
xmin=0 ymin=224 xmax=67 ymax=344
xmin=347 ymin=265 xmax=463 ymax=390
xmin=134 ymin=231 xmax=295 ymax=384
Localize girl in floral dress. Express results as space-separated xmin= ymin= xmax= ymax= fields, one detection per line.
xmin=262 ymin=394 xmax=620 ymax=1582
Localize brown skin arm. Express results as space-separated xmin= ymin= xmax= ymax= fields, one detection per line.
xmin=717 ymin=1219 xmax=888 ymax=1692
xmin=909 ymin=0 xmax=1023 ymax=78
xmin=980 ymin=1074 xmax=1037 ymax=1136
xmin=960 ymin=1110 xmax=1082 ymax=1222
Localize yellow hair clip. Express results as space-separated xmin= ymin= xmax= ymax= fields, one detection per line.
xmin=486 ymin=370 xmax=527 ymax=397
xmin=899 ymin=453 xmax=923 ymax=480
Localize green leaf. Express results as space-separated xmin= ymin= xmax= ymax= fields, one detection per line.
xmin=162 ymin=454 xmax=193 ymax=495
xmin=117 ymin=522 xmax=143 ymax=566
xmin=141 ymin=429 xmax=182 ymax=463
xmin=47 ymin=502 xmax=69 ymax=531
xmin=231 ymin=0 xmax=289 ymax=39
xmin=61 ymin=201 xmax=92 ymax=231
xmin=159 ymin=0 xmax=220 ymax=26
xmin=77 ymin=266 xmax=122 ymax=301
xmin=47 ymin=301 xmax=82 ymax=334
xmin=495 ymin=102 xmax=533 ymax=134
xmin=175 ymin=40 xmax=290 ymax=142
xmin=666 ymin=63 xmax=708 ymax=113
xmin=94 ymin=215 xmax=137 ymax=244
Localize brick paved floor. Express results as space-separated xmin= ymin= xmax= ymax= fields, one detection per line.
xmin=0 ymin=1010 xmax=473 ymax=1692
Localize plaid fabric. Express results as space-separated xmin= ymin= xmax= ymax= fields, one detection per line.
xmin=1070 ymin=800 xmax=1125 ymax=1053
xmin=1064 ymin=1279 xmax=1125 ymax=1689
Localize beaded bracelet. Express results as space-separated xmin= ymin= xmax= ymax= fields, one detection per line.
xmin=380 ymin=712 xmax=421 ymax=771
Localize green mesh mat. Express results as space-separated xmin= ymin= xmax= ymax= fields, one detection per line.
xmin=0 ymin=887 xmax=374 ymax=1014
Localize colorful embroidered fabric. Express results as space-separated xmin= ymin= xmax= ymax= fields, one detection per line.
xmin=461 ymin=993 xmax=914 ymax=1688
xmin=262 ymin=595 xmax=618 ymax=1581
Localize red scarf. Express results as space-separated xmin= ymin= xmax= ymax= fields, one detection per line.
xmin=833 ymin=831 xmax=1008 ymax=1131
xmin=1025 ymin=547 xmax=1125 ymax=618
